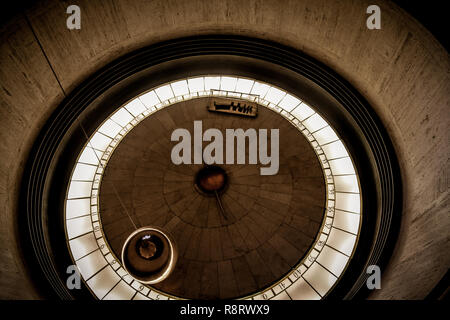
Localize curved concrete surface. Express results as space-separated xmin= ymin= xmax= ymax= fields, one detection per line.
xmin=0 ymin=0 xmax=448 ymax=299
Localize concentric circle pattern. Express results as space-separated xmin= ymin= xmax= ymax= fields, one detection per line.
xmin=64 ymin=76 xmax=361 ymax=300
xmin=100 ymin=99 xmax=324 ymax=299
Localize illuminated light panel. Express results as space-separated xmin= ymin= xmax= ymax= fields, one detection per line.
xmin=291 ymin=102 xmax=315 ymax=121
xmin=333 ymin=210 xmax=361 ymax=234
xmin=76 ymin=249 xmax=108 ymax=280
xmin=322 ymin=140 xmax=348 ymax=160
xmin=78 ymin=147 xmax=102 ymax=165
xmin=98 ymin=119 xmax=123 ymax=138
xmin=66 ymin=198 xmax=90 ymax=219
xmin=103 ymin=280 xmax=136 ymax=300
xmin=110 ymin=108 xmax=135 ymax=127
xmin=65 ymin=75 xmax=361 ymax=300
xmin=72 ymin=163 xmax=97 ymax=181
xmin=67 ymin=181 xmax=92 ymax=199
xmin=204 ymin=76 xmax=220 ymax=90
xmin=302 ymin=262 xmax=337 ymax=297
xmin=265 ymin=86 xmax=286 ymax=105
xmin=278 ymin=94 xmax=301 ymax=112
xmin=139 ymin=91 xmax=160 ymax=108
xmin=250 ymin=82 xmax=270 ymax=97
xmin=66 ymin=216 xmax=92 ymax=239
xmin=155 ymin=85 xmax=174 ymax=101
xmin=187 ymin=77 xmax=204 ymax=92
xmin=334 ymin=175 xmax=359 ymax=193
xmin=316 ymin=245 xmax=349 ymax=276
xmin=86 ymin=265 xmax=121 ymax=299
xmin=303 ymin=113 xmax=328 ymax=133
xmin=235 ymin=78 xmax=254 ymax=93
xmin=171 ymin=80 xmax=189 ymax=96
xmin=69 ymin=232 xmax=98 ymax=261
xmin=124 ymin=99 xmax=147 ymax=117
xmin=220 ymin=76 xmax=237 ymax=91
xmin=89 ymin=132 xmax=112 ymax=151
xmin=329 ymin=157 xmax=355 ymax=175
xmin=327 ymin=228 xmax=357 ymax=256
xmin=286 ymin=278 xmax=321 ymax=300
xmin=335 ymin=192 xmax=361 ymax=214
xmin=312 ymin=126 xmax=339 ymax=145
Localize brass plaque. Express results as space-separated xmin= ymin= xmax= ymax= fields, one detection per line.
xmin=207 ymin=97 xmax=258 ymax=117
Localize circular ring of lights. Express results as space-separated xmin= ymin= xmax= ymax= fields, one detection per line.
xmin=65 ymin=76 xmax=362 ymax=300
xmin=19 ymin=35 xmax=402 ymax=300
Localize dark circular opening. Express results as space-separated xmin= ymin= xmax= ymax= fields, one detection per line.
xmin=122 ymin=230 xmax=170 ymax=278
xmin=136 ymin=234 xmax=164 ymax=260
xmin=195 ymin=165 xmax=228 ymax=195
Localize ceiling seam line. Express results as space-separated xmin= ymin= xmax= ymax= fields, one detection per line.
xmin=23 ymin=12 xmax=67 ymax=97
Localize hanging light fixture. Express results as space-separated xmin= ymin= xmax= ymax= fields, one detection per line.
xmin=121 ymin=227 xmax=178 ymax=284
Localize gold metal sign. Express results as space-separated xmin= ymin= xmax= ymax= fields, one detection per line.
xmin=207 ymin=97 xmax=258 ymax=117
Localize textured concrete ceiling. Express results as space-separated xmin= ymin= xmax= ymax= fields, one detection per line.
xmin=100 ymin=99 xmax=324 ymax=299
xmin=0 ymin=0 xmax=448 ymax=299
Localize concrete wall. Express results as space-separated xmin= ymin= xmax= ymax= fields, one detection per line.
xmin=0 ymin=0 xmax=448 ymax=299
